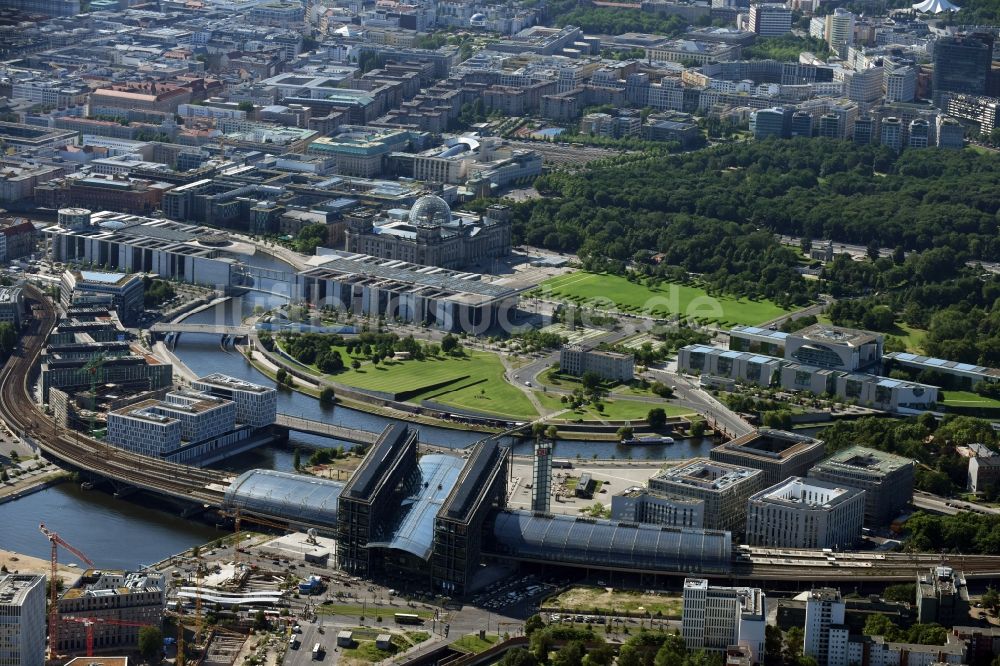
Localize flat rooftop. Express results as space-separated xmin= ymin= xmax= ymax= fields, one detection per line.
xmin=564 ymin=344 xmax=633 ymax=360
xmin=718 ymin=429 xmax=824 ymax=461
xmin=71 ymin=269 xmax=138 ymax=287
xmin=794 ymin=323 xmax=881 ymax=347
xmin=730 ymin=325 xmax=790 ymax=342
xmin=813 ymin=446 xmax=913 ymax=476
xmin=303 ymin=252 xmax=519 ymax=305
xmin=195 ymin=373 xmax=271 ymax=394
xmin=753 ymin=476 xmax=861 ymax=509
xmin=653 ymin=458 xmax=760 ymax=492
xmin=885 ymin=351 xmax=1000 ymax=378
xmin=0 ymin=574 xmax=42 ymax=606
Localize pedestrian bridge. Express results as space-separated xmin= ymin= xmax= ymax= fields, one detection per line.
xmin=148 ymin=322 xmax=252 ymax=336
xmin=273 ymin=413 xmax=380 ymax=445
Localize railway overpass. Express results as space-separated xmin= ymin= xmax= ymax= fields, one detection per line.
xmin=6 ymin=286 xmax=1000 ymax=585
xmin=149 ymin=322 xmax=252 ymax=336
xmin=273 ymin=414 xmax=380 ymax=445
xmin=0 ymin=286 xmax=233 ymax=507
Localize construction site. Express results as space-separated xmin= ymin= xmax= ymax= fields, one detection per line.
xmin=26 ymin=511 xmax=372 ymax=666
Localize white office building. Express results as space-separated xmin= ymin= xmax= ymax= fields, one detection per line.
xmin=558 ymin=346 xmax=635 ymax=382
xmin=647 ymin=459 xmax=765 ymax=532
xmin=885 ymin=65 xmax=917 ymax=103
xmin=107 ymin=401 xmax=183 ymax=457
xmin=804 ymin=588 xmax=846 ymax=666
xmin=682 ymin=578 xmax=767 ymax=664
xmin=745 ymin=477 xmax=865 ymax=549
xmin=748 ymin=3 xmax=792 ymax=36
xmin=826 ymin=9 xmax=856 ymax=55
xmin=0 ymin=574 xmax=46 ymax=666
xmin=157 ymin=390 xmax=236 ymax=442
xmin=191 ymin=374 xmax=277 ymax=427
xmin=611 ymin=488 xmax=706 ymax=528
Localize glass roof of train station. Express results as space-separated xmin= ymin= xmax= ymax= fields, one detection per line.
xmin=224 ymin=469 xmax=344 ymax=529
xmin=489 ymin=510 xmax=733 ymax=571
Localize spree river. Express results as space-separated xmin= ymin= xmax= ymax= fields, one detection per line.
xmin=0 ymin=249 xmax=708 ymax=568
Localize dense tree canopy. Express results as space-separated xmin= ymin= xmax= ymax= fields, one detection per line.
xmin=520 ymin=140 xmax=1000 ymax=261
xmin=819 ymin=415 xmax=997 ymax=496
xmin=551 ymin=5 xmax=688 ymax=35
xmin=743 ymin=35 xmax=832 ymax=60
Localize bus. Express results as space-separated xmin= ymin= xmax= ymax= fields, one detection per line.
xmin=394 ymin=613 xmax=423 ymax=625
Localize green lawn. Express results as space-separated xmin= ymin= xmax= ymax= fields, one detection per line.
xmin=322 ymin=348 xmax=539 ymax=421
xmin=940 ymin=390 xmax=1000 ymax=409
xmin=451 ymin=634 xmax=500 ymax=654
xmin=342 ymin=641 xmax=394 ymax=662
xmin=577 ymin=399 xmax=691 ymax=421
xmin=534 ymin=390 xmax=694 ymax=422
xmin=539 ymin=368 xmax=661 ymax=398
xmin=888 ymin=323 xmax=927 ymax=354
xmin=547 ymin=587 xmax=682 ymax=616
xmin=532 ymin=272 xmax=789 ymax=326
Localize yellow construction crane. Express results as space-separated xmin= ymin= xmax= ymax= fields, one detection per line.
xmin=194 ymin=548 xmax=204 ymax=645
xmin=224 ymin=507 xmax=291 ymax=568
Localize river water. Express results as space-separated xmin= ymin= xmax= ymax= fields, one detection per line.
xmin=0 ymin=248 xmax=707 ymax=568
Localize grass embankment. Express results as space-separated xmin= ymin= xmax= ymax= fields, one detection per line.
xmin=333 ymin=350 xmax=537 ymax=420
xmin=451 ymin=634 xmax=500 ymax=654
xmin=532 ymin=272 xmax=790 ymax=326
xmin=339 ymin=627 xmax=431 ymax=663
xmin=275 ymin=339 xmax=538 ymax=421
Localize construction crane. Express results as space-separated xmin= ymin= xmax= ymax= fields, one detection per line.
xmin=77 ymin=354 xmax=106 ymax=436
xmin=61 ymin=616 xmax=151 ymax=657
xmin=175 ymin=606 xmax=186 ymax=666
xmin=194 ymin=547 xmax=203 ymax=646
xmin=223 ymin=507 xmax=291 ymax=568
xmin=39 ymin=523 xmax=95 ymax=661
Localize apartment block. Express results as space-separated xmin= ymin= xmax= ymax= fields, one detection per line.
xmin=682 ymin=578 xmax=767 ymax=664
xmin=57 ymin=570 xmax=165 ymax=654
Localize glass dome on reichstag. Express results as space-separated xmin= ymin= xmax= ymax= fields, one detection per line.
xmin=408 ymin=195 xmax=452 ymax=227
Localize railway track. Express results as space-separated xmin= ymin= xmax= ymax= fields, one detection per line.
xmin=0 ymin=286 xmax=229 ymax=506
xmin=6 ymin=288 xmax=1000 ymax=582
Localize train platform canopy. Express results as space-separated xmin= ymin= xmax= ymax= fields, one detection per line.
xmin=224 ymin=469 xmax=344 ymax=530
xmin=489 ymin=510 xmax=733 ymax=573
xmin=366 ymin=453 xmax=465 ymax=561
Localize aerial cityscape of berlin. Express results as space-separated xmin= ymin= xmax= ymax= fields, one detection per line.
xmin=1 ymin=0 xmax=1000 ymax=663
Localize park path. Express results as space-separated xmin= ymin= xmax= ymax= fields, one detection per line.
xmin=499 ymin=354 xmax=549 ymax=416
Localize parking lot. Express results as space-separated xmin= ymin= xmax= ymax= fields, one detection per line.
xmin=468 ymin=573 xmax=559 ymax=615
